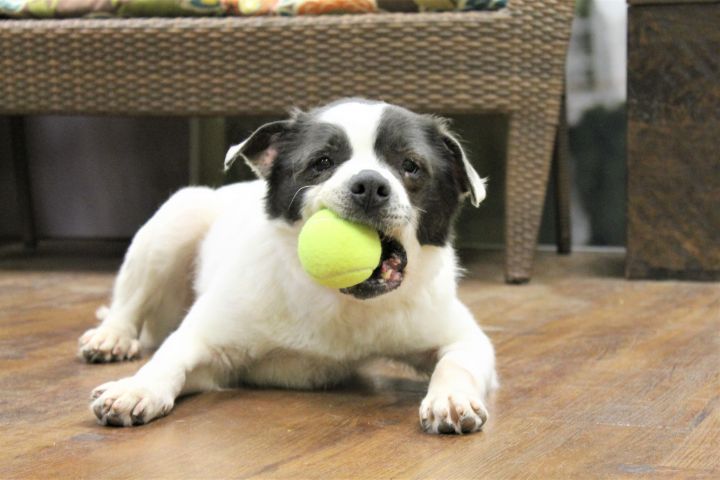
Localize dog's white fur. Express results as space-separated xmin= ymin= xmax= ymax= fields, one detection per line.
xmin=79 ymin=100 xmax=498 ymax=434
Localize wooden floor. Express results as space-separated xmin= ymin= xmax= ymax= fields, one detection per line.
xmin=1 ymin=244 xmax=718 ymax=479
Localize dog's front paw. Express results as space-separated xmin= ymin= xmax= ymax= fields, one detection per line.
xmin=78 ymin=325 xmax=140 ymax=363
xmin=90 ymin=378 xmax=173 ymax=427
xmin=419 ymin=391 xmax=488 ymax=434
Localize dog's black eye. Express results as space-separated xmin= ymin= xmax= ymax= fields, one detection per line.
xmin=312 ymin=156 xmax=334 ymax=172
xmin=402 ymin=159 xmax=420 ymax=175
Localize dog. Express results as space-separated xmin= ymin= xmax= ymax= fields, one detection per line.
xmin=78 ymin=98 xmax=498 ymax=434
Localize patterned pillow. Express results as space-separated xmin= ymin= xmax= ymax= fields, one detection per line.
xmin=0 ymin=0 xmax=506 ymax=18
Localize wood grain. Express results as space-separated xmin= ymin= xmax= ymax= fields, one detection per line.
xmin=0 ymin=245 xmax=718 ymax=479
xmin=628 ymin=0 xmax=718 ymax=5
xmin=626 ymin=2 xmax=720 ymax=280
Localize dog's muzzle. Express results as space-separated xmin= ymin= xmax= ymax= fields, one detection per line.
xmin=340 ymin=234 xmax=407 ymax=300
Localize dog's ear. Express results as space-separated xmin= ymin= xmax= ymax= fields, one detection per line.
xmin=435 ymin=121 xmax=487 ymax=207
xmin=224 ymin=120 xmax=292 ymax=179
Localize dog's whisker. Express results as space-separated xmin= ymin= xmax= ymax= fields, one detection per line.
xmin=287 ymin=185 xmax=313 ymax=212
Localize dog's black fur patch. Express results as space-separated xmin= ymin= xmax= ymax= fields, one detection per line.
xmin=242 ymin=115 xmax=353 ymax=222
xmin=374 ymin=106 xmax=471 ymax=246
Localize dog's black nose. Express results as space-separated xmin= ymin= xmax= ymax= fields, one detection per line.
xmin=349 ymin=170 xmax=391 ymax=211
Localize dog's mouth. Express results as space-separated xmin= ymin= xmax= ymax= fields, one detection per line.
xmin=340 ymin=234 xmax=407 ymax=300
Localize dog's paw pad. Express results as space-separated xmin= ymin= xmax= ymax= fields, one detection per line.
xmin=419 ymin=392 xmax=488 ymax=435
xmin=78 ymin=325 xmax=140 ymax=363
xmin=90 ymin=379 xmax=172 ymax=427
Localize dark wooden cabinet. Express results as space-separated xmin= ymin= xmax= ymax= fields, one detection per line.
xmin=626 ymin=0 xmax=720 ymax=280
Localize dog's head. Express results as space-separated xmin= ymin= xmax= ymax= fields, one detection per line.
xmin=225 ymin=99 xmax=486 ymax=299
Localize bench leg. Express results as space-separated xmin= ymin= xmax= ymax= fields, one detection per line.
xmin=9 ymin=116 xmax=37 ymax=249
xmin=504 ymin=112 xmax=558 ymax=284
xmin=553 ymin=94 xmax=572 ymax=255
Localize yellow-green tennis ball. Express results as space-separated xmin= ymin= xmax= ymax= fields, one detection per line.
xmin=297 ymin=209 xmax=382 ymax=289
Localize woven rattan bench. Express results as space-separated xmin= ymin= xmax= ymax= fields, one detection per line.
xmin=0 ymin=1 xmax=574 ymax=283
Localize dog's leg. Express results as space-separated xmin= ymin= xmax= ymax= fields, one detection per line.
xmin=89 ymin=293 xmax=233 ymax=426
xmin=89 ymin=330 xmax=213 ymax=426
xmin=79 ymin=187 xmax=219 ymax=363
xmin=419 ymin=302 xmax=498 ymax=435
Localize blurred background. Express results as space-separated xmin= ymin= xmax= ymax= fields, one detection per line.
xmin=0 ymin=0 xmax=627 ymax=250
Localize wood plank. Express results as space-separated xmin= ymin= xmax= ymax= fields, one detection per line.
xmin=0 ymin=247 xmax=718 ymax=478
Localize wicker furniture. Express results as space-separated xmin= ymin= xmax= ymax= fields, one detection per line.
xmin=0 ymin=1 xmax=575 ymax=283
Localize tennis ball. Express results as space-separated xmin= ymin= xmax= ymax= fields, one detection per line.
xmin=297 ymin=209 xmax=381 ymax=289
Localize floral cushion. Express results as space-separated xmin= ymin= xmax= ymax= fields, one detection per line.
xmin=0 ymin=0 xmax=505 ymax=18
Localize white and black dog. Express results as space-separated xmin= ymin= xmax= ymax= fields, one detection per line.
xmin=78 ymin=98 xmax=498 ymax=434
